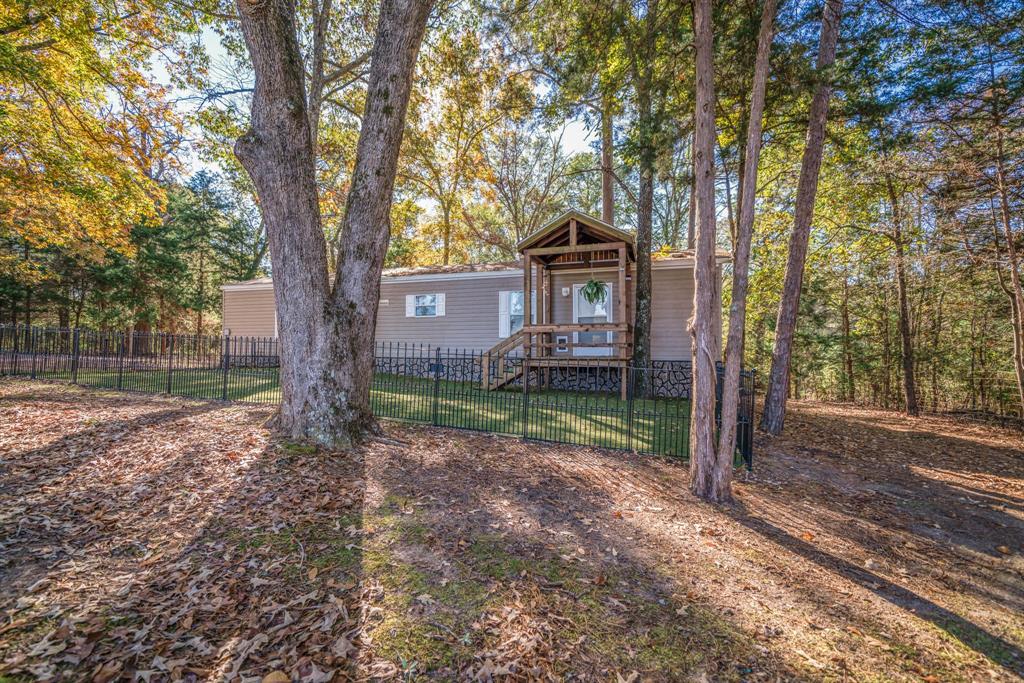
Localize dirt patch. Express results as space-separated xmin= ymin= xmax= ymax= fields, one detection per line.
xmin=0 ymin=381 xmax=1021 ymax=681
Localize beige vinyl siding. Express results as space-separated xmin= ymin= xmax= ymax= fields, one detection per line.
xmin=375 ymin=273 xmax=523 ymax=351
xmin=222 ymin=288 xmax=276 ymax=337
xmin=220 ymin=263 xmax=722 ymax=359
xmin=548 ymin=265 xmax=716 ymax=360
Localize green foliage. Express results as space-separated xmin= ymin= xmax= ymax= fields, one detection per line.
xmin=0 ymin=173 xmax=268 ymax=332
xmin=580 ymin=279 xmax=608 ymax=305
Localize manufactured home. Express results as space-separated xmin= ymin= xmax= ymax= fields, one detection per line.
xmin=221 ymin=210 xmax=727 ymax=368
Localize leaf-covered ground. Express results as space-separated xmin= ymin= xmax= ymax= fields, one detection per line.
xmin=0 ymin=380 xmax=1021 ymax=682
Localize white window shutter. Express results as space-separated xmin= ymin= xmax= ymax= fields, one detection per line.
xmin=498 ymin=291 xmax=510 ymax=338
xmin=405 ymin=295 xmax=415 ymax=317
xmin=531 ymin=290 xmax=537 ymax=324
xmin=435 ymin=293 xmax=445 ymax=316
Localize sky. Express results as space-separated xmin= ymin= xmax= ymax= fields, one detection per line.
xmin=157 ymin=28 xmax=598 ymax=179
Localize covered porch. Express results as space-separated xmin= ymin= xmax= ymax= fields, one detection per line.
xmin=483 ymin=210 xmax=636 ymax=397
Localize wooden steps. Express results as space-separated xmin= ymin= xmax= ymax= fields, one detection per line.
xmin=481 ymin=331 xmax=525 ymax=391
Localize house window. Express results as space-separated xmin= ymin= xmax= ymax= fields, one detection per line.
xmin=509 ymin=291 xmax=525 ymax=334
xmin=405 ymin=293 xmax=445 ymax=317
xmin=498 ymin=290 xmax=536 ymax=338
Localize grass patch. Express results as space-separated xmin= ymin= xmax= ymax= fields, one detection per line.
xmin=4 ymin=364 xmax=703 ymax=458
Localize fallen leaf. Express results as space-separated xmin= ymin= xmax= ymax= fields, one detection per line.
xmin=92 ymin=659 xmax=123 ymax=683
xmin=332 ymin=636 xmax=355 ymax=658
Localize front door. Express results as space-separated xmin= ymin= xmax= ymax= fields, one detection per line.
xmin=572 ymin=282 xmax=613 ymax=357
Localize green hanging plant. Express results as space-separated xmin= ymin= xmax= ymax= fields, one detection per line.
xmin=581 ymin=279 xmax=607 ymax=305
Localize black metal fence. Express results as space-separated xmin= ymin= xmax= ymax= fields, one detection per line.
xmin=0 ymin=326 xmax=755 ymax=468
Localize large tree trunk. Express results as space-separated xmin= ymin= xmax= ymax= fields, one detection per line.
xmin=601 ymin=95 xmax=614 ymax=225
xmin=633 ymin=83 xmax=655 ymax=374
xmin=886 ymin=175 xmax=918 ymax=416
xmin=634 ymin=166 xmax=654 ymax=372
xmin=688 ymin=0 xmax=724 ymax=501
xmin=715 ymin=0 xmax=777 ymax=469
xmin=234 ymin=0 xmax=432 ymax=447
xmin=759 ymin=0 xmax=843 ymax=435
xmin=881 ymin=288 xmax=892 ymax=407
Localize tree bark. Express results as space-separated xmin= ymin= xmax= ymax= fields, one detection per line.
xmin=687 ymin=128 xmax=696 ymax=250
xmin=759 ymin=0 xmax=843 ymax=435
xmin=881 ymin=288 xmax=892 ymax=407
xmin=841 ymin=273 xmax=854 ymax=401
xmin=716 ymin=0 xmax=777 ymax=468
xmin=633 ymin=83 xmax=654 ymax=374
xmin=601 ymin=94 xmax=614 ymax=225
xmin=234 ymin=0 xmax=432 ymax=447
xmin=931 ymin=290 xmax=943 ymax=412
xmin=634 ymin=165 xmax=654 ymax=372
xmin=886 ymin=174 xmax=918 ymax=416
xmin=688 ymin=0 xmax=725 ymax=502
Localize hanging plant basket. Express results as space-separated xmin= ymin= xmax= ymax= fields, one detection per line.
xmin=581 ymin=279 xmax=607 ymax=305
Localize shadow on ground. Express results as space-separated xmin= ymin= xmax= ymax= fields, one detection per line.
xmin=1 ymin=383 xmax=1022 ymax=681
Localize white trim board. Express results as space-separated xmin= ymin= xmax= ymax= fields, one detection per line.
xmin=219 ymin=258 xmax=710 ymax=292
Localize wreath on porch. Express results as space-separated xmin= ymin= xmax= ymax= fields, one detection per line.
xmin=581 ymin=278 xmax=608 ymax=305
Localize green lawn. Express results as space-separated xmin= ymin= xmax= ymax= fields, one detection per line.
xmin=372 ymin=374 xmax=692 ymax=456
xmin=7 ymin=358 xmax=693 ymax=457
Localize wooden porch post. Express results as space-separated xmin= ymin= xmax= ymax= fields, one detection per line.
xmin=618 ymin=246 xmax=628 ymax=400
xmin=542 ymin=265 xmax=550 ymax=388
xmin=523 ymin=252 xmax=532 ymax=346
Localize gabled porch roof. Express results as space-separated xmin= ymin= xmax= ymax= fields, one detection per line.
xmin=517 ymin=210 xmax=637 ymax=262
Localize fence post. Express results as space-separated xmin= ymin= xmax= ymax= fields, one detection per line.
xmin=626 ymin=364 xmax=635 ymax=452
xmin=521 ymin=358 xmax=530 ymax=441
xmin=30 ymin=327 xmax=38 ymax=379
xmin=117 ymin=332 xmax=126 ymax=390
xmin=166 ymin=334 xmax=174 ymax=394
xmin=431 ymin=347 xmax=441 ymax=426
xmin=222 ymin=334 xmax=230 ymax=401
xmin=746 ymin=369 xmax=756 ymax=471
xmin=1 ymin=325 xmax=10 ymax=376
xmin=71 ymin=327 xmax=81 ymax=384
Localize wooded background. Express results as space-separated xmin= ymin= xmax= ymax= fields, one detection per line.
xmin=1 ymin=0 xmax=1021 ymax=418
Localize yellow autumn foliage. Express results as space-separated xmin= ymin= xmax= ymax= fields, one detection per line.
xmin=0 ymin=0 xmax=180 ymax=257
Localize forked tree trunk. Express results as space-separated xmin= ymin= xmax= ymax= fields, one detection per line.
xmin=759 ymin=0 xmax=843 ymax=435
xmin=234 ymin=0 xmax=433 ymax=447
xmin=688 ymin=0 xmax=724 ymax=501
xmin=716 ymin=0 xmax=778 ymax=468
